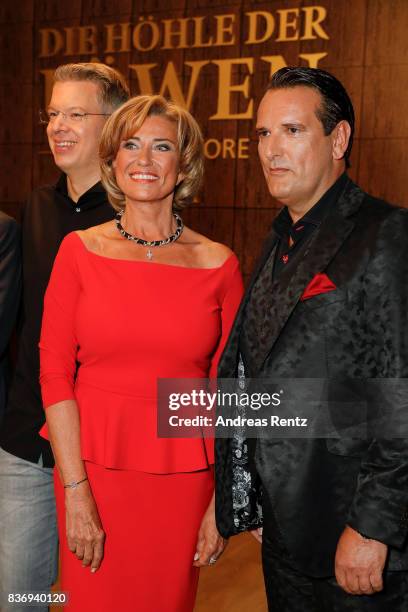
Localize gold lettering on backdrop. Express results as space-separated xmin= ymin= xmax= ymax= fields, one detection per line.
xmin=223 ymin=139 xmax=236 ymax=158
xmin=214 ymin=15 xmax=236 ymax=46
xmin=38 ymin=6 xmax=330 ymax=57
xmin=159 ymin=61 xmax=210 ymax=109
xmin=301 ymin=6 xmax=329 ymax=40
xmin=204 ymin=139 xmax=222 ymax=159
xmin=38 ymin=5 xmax=332 ymax=121
xmin=245 ymin=11 xmax=275 ymax=44
xmin=42 ymin=50 xmax=330 ymax=113
xmin=78 ymin=26 xmax=97 ymax=54
xmin=128 ymin=64 xmax=157 ymax=94
xmin=133 ymin=17 xmax=160 ymax=51
xmin=40 ymin=26 xmax=97 ymax=56
xmin=211 ymin=58 xmax=254 ymax=120
xmin=276 ymin=9 xmax=300 ymax=42
xmin=191 ymin=16 xmax=214 ymax=48
xmin=203 ymin=138 xmax=250 ymax=159
xmin=39 ymin=29 xmax=64 ymax=57
xmin=63 ymin=28 xmax=76 ymax=56
xmin=238 ymin=138 xmax=249 ymax=158
xmin=260 ymin=55 xmax=287 ymax=77
xmin=105 ymin=23 xmax=131 ymax=52
xmin=162 ymin=18 xmax=189 ymax=49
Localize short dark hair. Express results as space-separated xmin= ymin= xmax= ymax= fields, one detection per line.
xmin=54 ymin=63 xmax=130 ymax=112
xmin=267 ymin=67 xmax=355 ymax=168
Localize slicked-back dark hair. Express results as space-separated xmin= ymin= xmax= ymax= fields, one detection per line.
xmin=267 ymin=67 xmax=355 ymax=168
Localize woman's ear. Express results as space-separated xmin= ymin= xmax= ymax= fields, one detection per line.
xmin=176 ymin=170 xmax=185 ymax=186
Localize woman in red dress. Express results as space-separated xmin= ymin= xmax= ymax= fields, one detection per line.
xmin=39 ymin=95 xmax=243 ymax=611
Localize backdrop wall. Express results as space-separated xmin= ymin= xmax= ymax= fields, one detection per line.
xmin=1 ymin=0 xmax=407 ymax=281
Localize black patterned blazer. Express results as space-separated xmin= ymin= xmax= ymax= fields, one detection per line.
xmin=215 ymin=177 xmax=408 ymax=577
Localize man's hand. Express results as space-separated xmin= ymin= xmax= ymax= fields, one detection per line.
xmin=335 ymin=525 xmax=388 ymax=595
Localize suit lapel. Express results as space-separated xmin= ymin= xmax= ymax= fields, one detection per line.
xmin=257 ymin=180 xmax=365 ymax=370
xmin=218 ymin=179 xmax=365 ymax=378
xmin=217 ymin=230 xmax=279 ymax=378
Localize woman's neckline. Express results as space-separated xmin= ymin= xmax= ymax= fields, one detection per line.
xmin=72 ymin=231 xmax=235 ymax=271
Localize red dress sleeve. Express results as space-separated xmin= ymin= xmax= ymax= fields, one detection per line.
xmin=205 ymin=254 xmax=244 ymax=464
xmin=209 ymin=254 xmax=244 ymax=379
xmin=39 ymin=233 xmax=81 ymax=409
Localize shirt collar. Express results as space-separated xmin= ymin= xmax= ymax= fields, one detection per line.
xmin=273 ymin=172 xmax=349 ymax=239
xmin=55 ymin=173 xmax=107 ymax=211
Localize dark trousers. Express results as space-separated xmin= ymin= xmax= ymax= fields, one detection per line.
xmin=262 ymin=502 xmax=408 ymax=612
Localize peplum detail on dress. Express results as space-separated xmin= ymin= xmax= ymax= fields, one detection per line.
xmin=39 ymin=231 xmax=243 ymax=473
xmin=40 ymin=378 xmax=214 ymax=472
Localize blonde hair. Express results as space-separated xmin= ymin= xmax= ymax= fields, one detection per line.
xmin=99 ymin=95 xmax=204 ymax=211
xmin=53 ymin=63 xmax=130 ymax=111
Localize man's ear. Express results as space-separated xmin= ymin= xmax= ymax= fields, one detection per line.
xmin=332 ymin=120 xmax=351 ymax=161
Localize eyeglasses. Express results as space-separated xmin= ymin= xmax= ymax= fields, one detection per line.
xmin=39 ymin=109 xmax=111 ymax=124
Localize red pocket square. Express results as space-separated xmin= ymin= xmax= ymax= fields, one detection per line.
xmin=301 ymin=273 xmax=337 ymax=301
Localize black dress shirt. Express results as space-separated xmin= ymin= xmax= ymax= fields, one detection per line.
xmin=0 ymin=174 xmax=114 ymax=467
xmin=272 ymin=172 xmax=349 ymax=279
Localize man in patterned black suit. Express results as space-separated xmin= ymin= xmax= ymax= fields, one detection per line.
xmin=215 ymin=68 xmax=408 ymax=611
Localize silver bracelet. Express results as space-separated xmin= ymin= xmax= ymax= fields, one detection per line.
xmin=63 ymin=476 xmax=88 ymax=489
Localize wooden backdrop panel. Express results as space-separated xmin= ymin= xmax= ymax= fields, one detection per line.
xmin=0 ymin=0 xmax=407 ymax=267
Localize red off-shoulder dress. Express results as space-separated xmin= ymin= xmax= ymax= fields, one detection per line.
xmin=39 ymin=231 xmax=243 ymax=612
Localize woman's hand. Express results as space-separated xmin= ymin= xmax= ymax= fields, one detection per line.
xmin=65 ymin=482 xmax=105 ymax=573
xmin=193 ymin=494 xmax=227 ymax=567
xmin=250 ymin=527 xmax=263 ymax=544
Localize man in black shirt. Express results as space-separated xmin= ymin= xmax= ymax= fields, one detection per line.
xmin=0 ymin=63 xmax=129 ymax=609
xmin=216 ymin=68 xmax=408 ymax=610
xmin=0 ymin=212 xmax=21 ymax=424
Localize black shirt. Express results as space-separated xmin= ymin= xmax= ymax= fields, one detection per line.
xmin=0 ymin=174 xmax=114 ymax=467
xmin=272 ymin=172 xmax=349 ymax=279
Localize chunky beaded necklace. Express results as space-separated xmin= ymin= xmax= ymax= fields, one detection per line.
xmin=115 ymin=209 xmax=184 ymax=260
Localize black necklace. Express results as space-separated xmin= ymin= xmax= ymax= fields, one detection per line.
xmin=115 ymin=210 xmax=184 ymax=260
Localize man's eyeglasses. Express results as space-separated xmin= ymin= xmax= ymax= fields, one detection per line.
xmin=39 ymin=109 xmax=111 ymax=124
